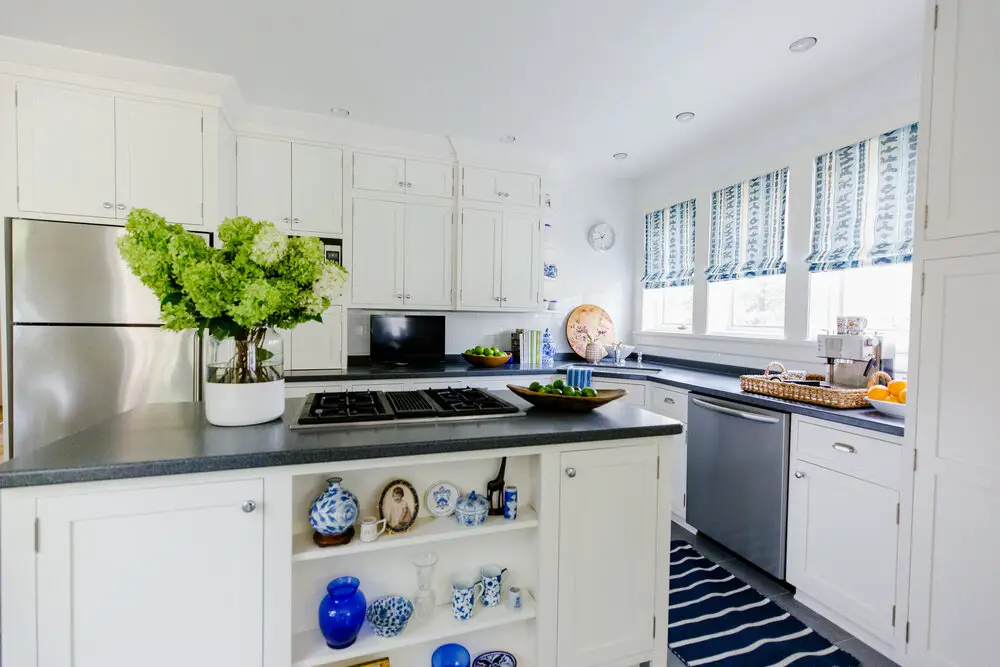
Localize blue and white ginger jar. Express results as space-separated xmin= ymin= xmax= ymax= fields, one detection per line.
xmin=455 ymin=490 xmax=489 ymax=527
xmin=309 ymin=477 xmax=359 ymax=536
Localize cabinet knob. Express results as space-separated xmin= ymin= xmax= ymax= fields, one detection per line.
xmin=794 ymin=471 xmax=805 ymax=479
xmin=282 ymin=217 xmax=290 ymax=225
xmin=565 ymin=467 xmax=577 ymax=478
xmin=405 ymin=294 xmax=411 ymax=299
xmin=292 ymin=217 xmax=300 ymax=225
xmin=398 ymin=181 xmax=406 ymax=188
xmin=494 ymin=296 xmax=501 ymax=302
xmin=405 ymin=182 xmax=413 ymax=188
xmin=242 ymin=500 xmax=257 ymax=513
xmin=501 ymin=297 xmax=508 ymax=302
xmin=116 ymin=204 xmax=126 ymax=211
xmin=396 ymin=293 xmax=404 ymax=299
xmin=102 ymin=201 xmax=113 ymax=209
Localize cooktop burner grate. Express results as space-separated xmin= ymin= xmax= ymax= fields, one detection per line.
xmin=295 ymin=387 xmax=521 ymax=427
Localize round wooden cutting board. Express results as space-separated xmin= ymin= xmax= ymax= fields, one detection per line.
xmin=566 ymin=304 xmax=616 ymax=358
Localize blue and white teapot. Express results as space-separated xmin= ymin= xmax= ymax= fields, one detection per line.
xmin=309 ymin=477 xmax=359 ymax=536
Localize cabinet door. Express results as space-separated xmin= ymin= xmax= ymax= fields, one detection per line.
xmin=290 ymin=305 xmax=344 ymax=370
xmin=786 ymin=461 xmax=899 ymax=642
xmin=15 ymin=81 xmax=116 ymax=218
xmin=352 ymin=199 xmax=404 ymax=306
xmin=353 ymin=152 xmax=406 ymax=193
xmin=115 ymin=98 xmax=204 ymax=225
xmin=461 ymin=166 xmax=500 ymax=203
xmin=405 ymin=158 xmax=454 ymax=198
xmin=238 ymin=136 xmax=291 ymax=228
xmin=291 ymin=143 xmax=343 ymax=235
xmin=496 ymin=171 xmax=541 ymax=207
xmin=459 ymin=208 xmax=502 ymax=308
xmin=558 ymin=445 xmax=658 ymax=667
xmin=672 ymin=435 xmax=688 ymax=520
xmin=36 ymin=479 xmax=264 ymax=667
xmin=500 ymin=212 xmax=539 ymax=309
xmin=403 ymin=204 xmax=452 ymax=307
xmin=907 ymin=253 xmax=1000 ymax=666
xmin=925 ymin=0 xmax=1000 ymax=240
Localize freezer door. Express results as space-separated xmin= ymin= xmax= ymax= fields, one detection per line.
xmin=11 ymin=219 xmax=208 ymax=325
xmin=11 ymin=326 xmax=199 ymax=456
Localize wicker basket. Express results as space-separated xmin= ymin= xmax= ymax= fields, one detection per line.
xmin=740 ymin=362 xmax=891 ymax=410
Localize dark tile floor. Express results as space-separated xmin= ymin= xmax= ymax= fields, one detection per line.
xmin=665 ymin=523 xmax=901 ymax=667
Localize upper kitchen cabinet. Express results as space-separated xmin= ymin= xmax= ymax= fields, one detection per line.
xmin=924 ymin=0 xmax=1000 ymax=241
xmin=15 ymin=80 xmax=205 ymax=225
xmin=352 ymin=152 xmax=454 ymax=199
xmin=288 ymin=305 xmax=345 ymax=370
xmin=458 ymin=208 xmax=540 ymax=311
xmin=237 ymin=136 xmax=343 ymax=235
xmin=461 ymin=166 xmax=541 ymax=208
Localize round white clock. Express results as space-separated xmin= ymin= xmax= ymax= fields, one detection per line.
xmin=588 ymin=222 xmax=615 ymax=251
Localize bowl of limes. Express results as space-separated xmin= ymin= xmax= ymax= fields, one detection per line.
xmin=462 ymin=346 xmax=512 ymax=368
xmin=507 ymin=379 xmax=627 ymax=412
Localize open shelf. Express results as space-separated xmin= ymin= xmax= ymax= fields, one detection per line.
xmin=292 ymin=507 xmax=539 ymax=562
xmin=292 ymin=590 xmax=537 ymax=667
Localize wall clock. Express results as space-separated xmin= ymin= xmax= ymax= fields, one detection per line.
xmin=588 ymin=222 xmax=615 ymax=251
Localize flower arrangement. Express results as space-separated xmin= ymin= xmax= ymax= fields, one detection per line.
xmin=117 ymin=208 xmax=348 ymax=384
xmin=575 ymin=324 xmax=608 ymax=345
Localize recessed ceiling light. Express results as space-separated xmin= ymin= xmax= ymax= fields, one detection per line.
xmin=788 ymin=36 xmax=818 ymax=53
xmin=330 ymin=107 xmax=351 ymax=118
xmin=675 ymin=111 xmax=696 ymax=123
xmin=612 ymin=152 xmax=629 ymax=161
xmin=500 ymin=135 xmax=517 ymax=143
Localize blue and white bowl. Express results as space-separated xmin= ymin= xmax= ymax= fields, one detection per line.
xmin=365 ymin=595 xmax=413 ymax=638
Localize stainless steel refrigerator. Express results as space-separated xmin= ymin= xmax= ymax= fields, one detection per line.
xmin=9 ymin=219 xmax=203 ymax=457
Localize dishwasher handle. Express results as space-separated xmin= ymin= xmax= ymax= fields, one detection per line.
xmin=691 ymin=398 xmax=781 ymax=424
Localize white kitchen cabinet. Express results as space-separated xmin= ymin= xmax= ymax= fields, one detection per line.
xmin=352 ymin=153 xmax=453 ymax=198
xmin=924 ymin=0 xmax=1000 ymax=240
xmin=34 ymin=479 xmax=264 ymax=667
xmin=590 ymin=378 xmax=647 ymax=407
xmin=291 ymin=142 xmax=343 ymax=235
xmin=462 ymin=166 xmax=541 ymax=207
xmin=459 ymin=208 xmax=540 ymax=311
xmin=15 ymin=81 xmax=117 ymax=219
xmin=289 ymin=306 xmax=344 ymax=370
xmin=557 ymin=444 xmax=658 ymax=667
xmin=650 ymin=385 xmax=688 ymax=520
xmin=238 ymin=137 xmax=343 ymax=234
xmin=351 ymin=199 xmax=452 ymax=309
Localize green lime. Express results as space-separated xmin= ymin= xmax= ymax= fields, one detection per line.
xmin=529 ymin=381 xmax=542 ymax=391
xmin=474 ymin=345 xmax=485 ymax=355
xmin=563 ymin=388 xmax=577 ymax=397
xmin=552 ymin=379 xmax=566 ymax=390
xmin=538 ymin=387 xmax=551 ymax=394
xmin=493 ymin=349 xmax=505 ymax=357
xmin=551 ymin=388 xmax=564 ymax=395
xmin=582 ymin=387 xmax=597 ymax=397
xmin=465 ymin=348 xmax=475 ymax=355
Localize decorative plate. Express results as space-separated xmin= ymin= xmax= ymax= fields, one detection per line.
xmin=566 ymin=304 xmax=616 ymax=359
xmin=425 ymin=481 xmax=460 ymax=518
xmin=473 ymin=650 xmax=517 ymax=667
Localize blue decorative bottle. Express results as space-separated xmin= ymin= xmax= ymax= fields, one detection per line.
xmin=541 ymin=328 xmax=556 ymax=367
xmin=318 ymin=576 xmax=367 ymax=649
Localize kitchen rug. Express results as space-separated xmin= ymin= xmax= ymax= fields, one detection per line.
xmin=669 ymin=540 xmax=860 ymax=666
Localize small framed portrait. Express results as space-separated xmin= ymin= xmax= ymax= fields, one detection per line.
xmin=351 ymin=659 xmax=389 ymax=667
xmin=378 ymin=479 xmax=419 ymax=534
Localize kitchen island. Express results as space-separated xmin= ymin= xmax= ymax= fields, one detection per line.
xmin=0 ymin=393 xmax=682 ymax=667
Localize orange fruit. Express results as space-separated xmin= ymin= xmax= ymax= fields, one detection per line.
xmin=884 ymin=395 xmax=900 ymax=403
xmin=887 ymin=379 xmax=907 ymax=397
xmin=899 ymin=388 xmax=907 ymax=405
xmin=867 ymin=386 xmax=890 ymax=401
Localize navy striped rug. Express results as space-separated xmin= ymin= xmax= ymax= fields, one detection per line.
xmin=669 ymin=541 xmax=860 ymax=666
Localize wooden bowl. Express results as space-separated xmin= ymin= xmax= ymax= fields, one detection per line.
xmin=462 ymin=352 xmax=512 ymax=368
xmin=507 ymin=384 xmax=628 ymax=412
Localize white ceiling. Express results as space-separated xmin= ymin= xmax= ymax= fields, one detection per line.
xmin=0 ymin=0 xmax=925 ymax=176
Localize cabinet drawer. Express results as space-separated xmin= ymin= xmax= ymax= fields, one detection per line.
xmin=650 ymin=386 xmax=687 ymax=423
xmin=591 ymin=379 xmax=646 ymax=407
xmin=795 ymin=421 xmax=901 ymax=490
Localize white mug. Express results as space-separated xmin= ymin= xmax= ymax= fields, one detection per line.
xmin=359 ymin=516 xmax=386 ymax=542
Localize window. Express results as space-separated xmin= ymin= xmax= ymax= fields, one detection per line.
xmin=706 ymin=168 xmax=789 ymax=336
xmin=807 ymin=123 xmax=918 ymax=353
xmin=641 ymin=199 xmax=696 ymax=331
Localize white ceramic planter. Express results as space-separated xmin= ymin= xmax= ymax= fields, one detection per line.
xmin=204 ymin=379 xmax=285 ymax=426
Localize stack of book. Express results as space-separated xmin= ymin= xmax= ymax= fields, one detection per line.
xmin=512 ymin=329 xmax=543 ymax=364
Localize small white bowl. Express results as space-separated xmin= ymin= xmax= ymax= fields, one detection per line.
xmin=868 ymin=398 xmax=906 ymax=419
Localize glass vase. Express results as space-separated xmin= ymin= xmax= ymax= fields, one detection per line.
xmin=412 ymin=551 xmax=439 ymax=619
xmin=204 ymin=327 xmax=285 ymax=426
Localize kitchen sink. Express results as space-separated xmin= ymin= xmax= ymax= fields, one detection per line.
xmin=557 ymin=364 xmax=663 ymax=376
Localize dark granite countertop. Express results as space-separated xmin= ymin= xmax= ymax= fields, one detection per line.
xmin=288 ymin=359 xmax=905 ymax=438
xmin=0 ymin=392 xmax=682 ymax=489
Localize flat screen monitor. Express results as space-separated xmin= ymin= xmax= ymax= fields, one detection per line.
xmin=370 ymin=315 xmax=446 ymax=366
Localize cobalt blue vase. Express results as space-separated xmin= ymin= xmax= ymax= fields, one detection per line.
xmin=318 ymin=576 xmax=367 ymax=649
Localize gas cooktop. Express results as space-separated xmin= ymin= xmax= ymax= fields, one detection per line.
xmin=293 ymin=387 xmax=523 ymax=428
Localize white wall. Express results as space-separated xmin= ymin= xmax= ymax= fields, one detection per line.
xmin=631 ymin=56 xmax=920 ymax=372
xmin=348 ymin=171 xmax=635 ymax=355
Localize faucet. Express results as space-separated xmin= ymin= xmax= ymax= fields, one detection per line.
xmin=608 ymin=342 xmax=633 ymax=367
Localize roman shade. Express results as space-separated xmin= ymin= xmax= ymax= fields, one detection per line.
xmin=642 ymin=198 xmax=697 ymax=290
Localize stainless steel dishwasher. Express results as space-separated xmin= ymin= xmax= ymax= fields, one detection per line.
xmin=686 ymin=394 xmax=791 ymax=579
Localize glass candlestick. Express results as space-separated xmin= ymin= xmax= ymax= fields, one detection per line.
xmin=412 ymin=551 xmax=439 ymax=619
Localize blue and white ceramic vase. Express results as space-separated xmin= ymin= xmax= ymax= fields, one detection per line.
xmin=318 ymin=576 xmax=367 ymax=649
xmin=309 ymin=477 xmax=359 ymax=536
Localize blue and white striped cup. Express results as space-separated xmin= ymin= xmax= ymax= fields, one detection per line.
xmin=565 ymin=367 xmax=593 ymax=389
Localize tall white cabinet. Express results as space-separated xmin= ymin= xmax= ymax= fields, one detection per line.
xmin=905 ymin=1 xmax=1000 ymax=665
xmin=458 ymin=208 xmax=541 ymax=311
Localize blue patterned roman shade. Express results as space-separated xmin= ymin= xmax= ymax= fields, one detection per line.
xmin=807 ymin=123 xmax=918 ymax=272
xmin=706 ymin=168 xmax=788 ymax=283
xmin=642 ymin=199 xmax=697 ymax=290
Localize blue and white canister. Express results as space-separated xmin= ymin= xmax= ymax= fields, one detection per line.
xmin=566 ymin=367 xmax=593 ymax=389
xmin=507 ymin=586 xmax=523 ymax=611
xmin=503 ymin=485 xmax=518 ymax=521
xmin=309 ymin=477 xmax=359 ymax=536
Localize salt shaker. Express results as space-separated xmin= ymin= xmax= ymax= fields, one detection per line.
xmin=637 ymin=351 xmax=644 ymax=367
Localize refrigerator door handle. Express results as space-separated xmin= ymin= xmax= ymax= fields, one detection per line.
xmin=691 ymin=398 xmax=781 ymax=424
